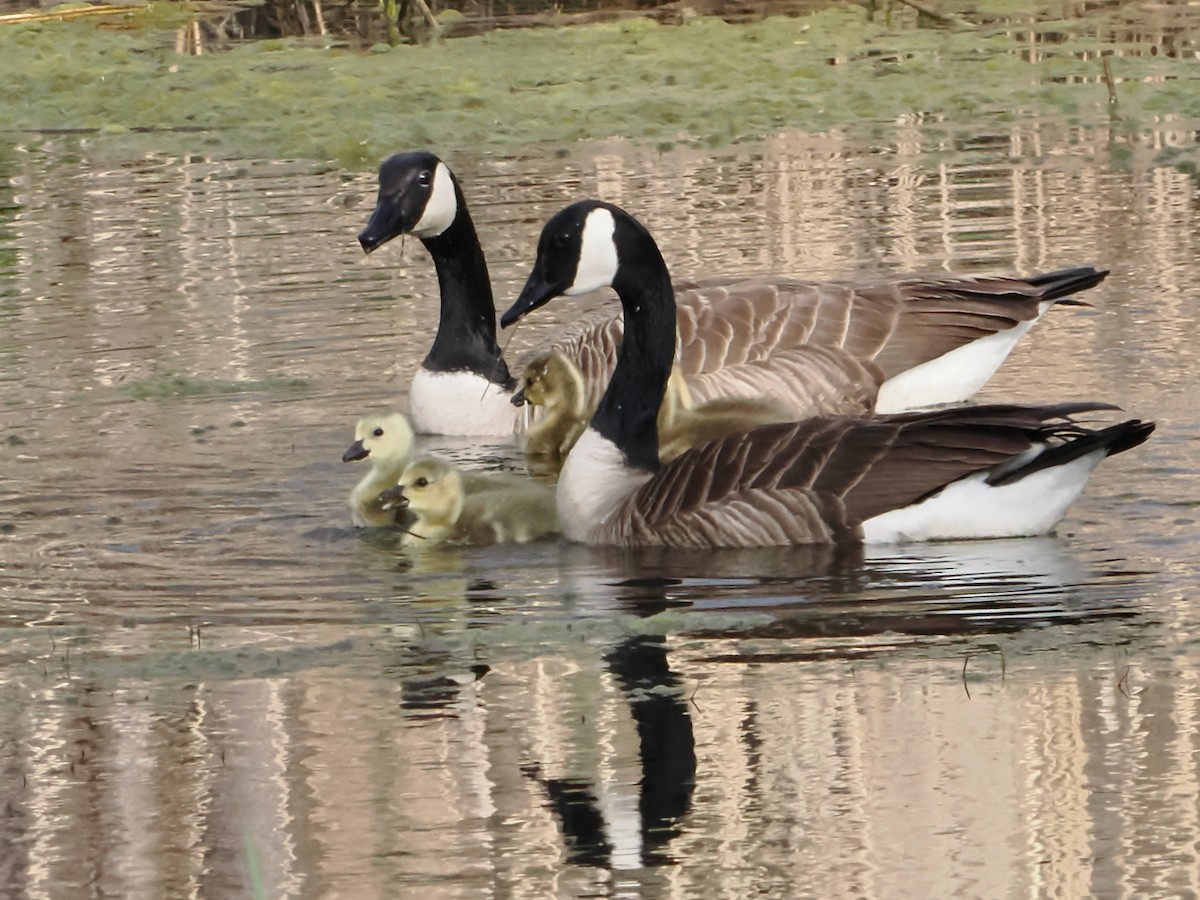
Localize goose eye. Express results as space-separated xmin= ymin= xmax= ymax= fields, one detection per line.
xmin=417 ymin=170 xmax=433 ymax=187
xmin=414 ymin=476 xmax=429 ymax=488
xmin=373 ymin=427 xmax=384 ymax=437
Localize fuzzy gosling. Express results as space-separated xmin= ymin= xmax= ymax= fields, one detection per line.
xmin=379 ymin=457 xmax=560 ymax=546
xmin=513 ymin=350 xmax=589 ymax=463
xmin=657 ymin=368 xmax=795 ymax=462
xmin=343 ymin=411 xmax=416 ymax=527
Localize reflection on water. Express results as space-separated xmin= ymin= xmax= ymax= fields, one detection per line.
xmin=2 ymin=83 xmax=1199 ymax=900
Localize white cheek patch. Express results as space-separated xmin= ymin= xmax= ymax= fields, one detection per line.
xmin=566 ymin=207 xmax=618 ymax=296
xmin=412 ymin=162 xmax=458 ymax=238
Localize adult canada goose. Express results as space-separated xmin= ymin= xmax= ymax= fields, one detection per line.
xmin=498 ymin=200 xmax=1154 ymax=548
xmin=358 ymin=152 xmax=1108 ymax=437
xmin=378 ymin=457 xmax=560 ymax=546
xmin=342 ymin=411 xmax=416 ymax=527
xmin=512 ymin=351 xmax=793 ymax=464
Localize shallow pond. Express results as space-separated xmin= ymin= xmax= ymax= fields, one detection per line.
xmin=2 ymin=59 xmax=1200 ymax=900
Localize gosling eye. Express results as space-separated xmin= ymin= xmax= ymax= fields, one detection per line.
xmin=414 ymin=476 xmax=429 ymax=488
xmin=417 ymin=169 xmax=433 ymax=187
xmin=372 ymin=427 xmax=384 ymax=437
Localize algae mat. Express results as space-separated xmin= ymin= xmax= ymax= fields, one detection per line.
xmin=1 ymin=3 xmax=1197 ymax=167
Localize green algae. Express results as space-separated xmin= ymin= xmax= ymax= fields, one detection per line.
xmin=120 ymin=374 xmax=310 ymax=400
xmin=0 ymin=4 xmax=1196 ymax=167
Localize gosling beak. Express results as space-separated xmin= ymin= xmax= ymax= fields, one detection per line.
xmin=377 ymin=484 xmax=409 ymax=511
xmin=511 ymin=387 xmax=527 ymax=407
xmin=342 ymin=439 xmax=369 ymax=463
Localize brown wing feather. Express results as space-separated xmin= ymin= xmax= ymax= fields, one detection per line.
xmin=594 ymin=404 xmax=1116 ymax=548
xmin=528 ymin=272 xmax=1099 ymax=419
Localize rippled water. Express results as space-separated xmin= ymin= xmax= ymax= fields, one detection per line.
xmin=2 ymin=102 xmax=1199 ymax=895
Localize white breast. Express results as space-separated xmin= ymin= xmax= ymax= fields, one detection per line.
xmin=556 ymin=428 xmax=651 ymax=542
xmin=408 ymin=367 xmax=518 ymax=437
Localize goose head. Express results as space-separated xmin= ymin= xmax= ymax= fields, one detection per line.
xmin=500 ymin=201 xmax=623 ymax=327
xmin=379 ymin=458 xmax=466 ymax=525
xmin=358 ymin=151 xmax=463 ymax=252
xmin=342 ymin=412 xmax=415 ymax=465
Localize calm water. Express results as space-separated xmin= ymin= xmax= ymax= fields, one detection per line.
xmin=2 ymin=104 xmax=1200 ymax=896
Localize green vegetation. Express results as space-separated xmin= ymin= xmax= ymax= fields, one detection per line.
xmin=119 ymin=374 xmax=310 ymax=400
xmin=0 ymin=4 xmax=1195 ymax=167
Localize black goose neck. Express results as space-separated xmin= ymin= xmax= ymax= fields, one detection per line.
xmin=591 ymin=222 xmax=675 ymax=473
xmin=419 ymin=204 xmax=513 ymax=387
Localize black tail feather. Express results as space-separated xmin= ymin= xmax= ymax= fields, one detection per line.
xmin=1027 ymin=265 xmax=1110 ymax=306
xmin=988 ymin=418 xmax=1155 ymax=486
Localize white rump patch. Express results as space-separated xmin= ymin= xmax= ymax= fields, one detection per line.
xmin=556 ymin=428 xmax=651 ymax=542
xmin=567 ymin=207 xmax=619 ymax=296
xmin=874 ymin=317 xmax=1041 ymax=413
xmin=409 ymin=367 xmax=518 ymax=437
xmin=412 ymin=162 xmax=458 ymax=238
xmin=861 ymin=447 xmax=1107 ymax=543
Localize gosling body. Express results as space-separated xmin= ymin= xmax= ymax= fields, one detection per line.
xmin=379 ymin=457 xmax=560 ymax=546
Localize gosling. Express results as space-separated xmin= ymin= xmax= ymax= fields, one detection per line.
xmin=514 ymin=353 xmax=794 ymax=464
xmin=656 ymin=369 xmax=796 ymax=462
xmin=378 ymin=457 xmax=560 ymax=546
xmin=514 ymin=350 xmax=589 ymax=464
xmin=343 ymin=411 xmax=416 ymax=527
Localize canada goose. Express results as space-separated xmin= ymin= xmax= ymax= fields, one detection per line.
xmin=378 ymin=457 xmax=560 ymax=546
xmin=359 ymin=152 xmax=1107 ymax=436
xmin=498 ymin=200 xmax=1154 ymax=548
xmin=513 ymin=351 xmax=793 ymax=464
xmin=342 ymin=411 xmax=416 ymax=527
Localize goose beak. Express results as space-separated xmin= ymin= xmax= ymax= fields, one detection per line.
xmin=377 ymin=484 xmax=409 ymax=511
xmin=511 ymin=387 xmax=527 ymax=407
xmin=500 ymin=270 xmax=565 ymax=328
xmin=342 ymin=440 xmax=369 ymax=463
xmin=358 ymin=196 xmax=412 ymax=254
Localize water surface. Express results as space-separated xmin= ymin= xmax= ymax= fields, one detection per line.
xmin=1 ymin=115 xmax=1199 ymax=895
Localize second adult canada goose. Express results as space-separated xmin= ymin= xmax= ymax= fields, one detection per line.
xmin=357 ymin=152 xmax=1107 ymax=436
xmin=378 ymin=457 xmax=560 ymax=546
xmin=499 ymin=200 xmax=1154 ymax=548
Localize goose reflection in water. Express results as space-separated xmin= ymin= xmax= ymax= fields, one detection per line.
xmin=372 ymin=532 xmax=1144 ymax=875
xmin=559 ymin=535 xmax=1143 ymax=640
xmin=522 ymin=610 xmax=698 ymax=868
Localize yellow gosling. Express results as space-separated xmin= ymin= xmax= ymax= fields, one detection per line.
xmin=379 ymin=457 xmax=560 ymax=546
xmin=343 ymin=411 xmax=416 ymax=527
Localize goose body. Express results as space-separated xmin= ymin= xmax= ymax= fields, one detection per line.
xmin=499 ymin=201 xmax=1154 ymax=548
xmin=378 ymin=457 xmax=560 ymax=546
xmin=358 ymin=152 xmax=1107 ymax=436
